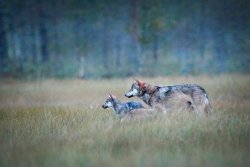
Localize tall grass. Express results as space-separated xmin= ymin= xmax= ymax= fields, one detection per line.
xmin=0 ymin=75 xmax=249 ymax=167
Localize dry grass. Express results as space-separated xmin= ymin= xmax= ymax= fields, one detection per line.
xmin=0 ymin=74 xmax=250 ymax=167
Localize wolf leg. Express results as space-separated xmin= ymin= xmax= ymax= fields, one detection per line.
xmin=120 ymin=114 xmax=132 ymax=123
xmin=153 ymin=103 xmax=167 ymax=114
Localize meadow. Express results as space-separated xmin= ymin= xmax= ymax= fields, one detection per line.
xmin=0 ymin=75 xmax=249 ymax=167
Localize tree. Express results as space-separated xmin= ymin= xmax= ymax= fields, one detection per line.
xmin=130 ymin=0 xmax=140 ymax=73
xmin=0 ymin=0 xmax=8 ymax=73
xmin=38 ymin=1 xmax=49 ymax=63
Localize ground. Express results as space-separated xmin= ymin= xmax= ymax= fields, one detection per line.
xmin=0 ymin=75 xmax=249 ymax=167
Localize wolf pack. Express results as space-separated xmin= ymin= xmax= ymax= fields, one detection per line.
xmin=102 ymin=79 xmax=212 ymax=122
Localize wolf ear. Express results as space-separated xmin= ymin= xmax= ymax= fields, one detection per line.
xmin=135 ymin=79 xmax=145 ymax=88
xmin=134 ymin=79 xmax=141 ymax=85
xmin=133 ymin=78 xmax=138 ymax=82
xmin=140 ymin=82 xmax=146 ymax=89
xmin=109 ymin=93 xmax=116 ymax=99
xmin=108 ymin=93 xmax=113 ymax=99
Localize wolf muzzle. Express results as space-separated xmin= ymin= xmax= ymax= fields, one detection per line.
xmin=125 ymin=93 xmax=133 ymax=98
xmin=102 ymin=105 xmax=108 ymax=109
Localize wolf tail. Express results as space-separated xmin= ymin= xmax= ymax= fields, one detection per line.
xmin=204 ymin=94 xmax=212 ymax=113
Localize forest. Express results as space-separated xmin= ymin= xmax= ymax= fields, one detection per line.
xmin=0 ymin=0 xmax=249 ymax=79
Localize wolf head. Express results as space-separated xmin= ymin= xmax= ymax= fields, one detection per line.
xmin=102 ymin=94 xmax=117 ymax=109
xmin=125 ymin=79 xmax=147 ymax=98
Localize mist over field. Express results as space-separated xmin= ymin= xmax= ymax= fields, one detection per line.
xmin=0 ymin=0 xmax=250 ymax=167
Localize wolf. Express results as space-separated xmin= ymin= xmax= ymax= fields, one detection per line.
xmin=102 ymin=94 xmax=145 ymax=120
xmin=125 ymin=80 xmax=211 ymax=114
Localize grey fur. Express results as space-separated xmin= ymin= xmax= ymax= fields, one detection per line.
xmin=102 ymin=95 xmax=144 ymax=119
xmin=125 ymin=81 xmax=212 ymax=114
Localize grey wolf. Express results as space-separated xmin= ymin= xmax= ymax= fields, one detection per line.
xmin=125 ymin=80 xmax=211 ymax=114
xmin=102 ymin=94 xmax=144 ymax=120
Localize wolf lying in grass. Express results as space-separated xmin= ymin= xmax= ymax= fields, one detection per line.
xmin=125 ymin=80 xmax=211 ymax=114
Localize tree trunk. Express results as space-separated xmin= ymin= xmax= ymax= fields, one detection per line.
xmin=152 ymin=33 xmax=159 ymax=64
xmin=182 ymin=0 xmax=192 ymax=75
xmin=52 ymin=0 xmax=61 ymax=74
xmin=115 ymin=35 xmax=121 ymax=69
xmin=199 ymin=1 xmax=205 ymax=72
xmin=82 ymin=20 xmax=89 ymax=79
xmin=214 ymin=33 xmax=227 ymax=73
xmin=0 ymin=1 xmax=8 ymax=70
xmin=131 ymin=0 xmax=140 ymax=73
xmin=38 ymin=2 xmax=49 ymax=63
xmin=75 ymin=15 xmax=88 ymax=79
xmin=102 ymin=16 xmax=109 ymax=76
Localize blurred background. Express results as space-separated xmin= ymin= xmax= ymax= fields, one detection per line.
xmin=0 ymin=0 xmax=249 ymax=79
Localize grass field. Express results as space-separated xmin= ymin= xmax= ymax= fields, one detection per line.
xmin=0 ymin=75 xmax=249 ymax=167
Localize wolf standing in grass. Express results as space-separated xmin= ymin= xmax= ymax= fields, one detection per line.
xmin=102 ymin=94 xmax=148 ymax=121
xmin=125 ymin=80 xmax=211 ymax=114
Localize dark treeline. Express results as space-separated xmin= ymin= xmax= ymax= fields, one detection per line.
xmin=0 ymin=0 xmax=249 ymax=79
